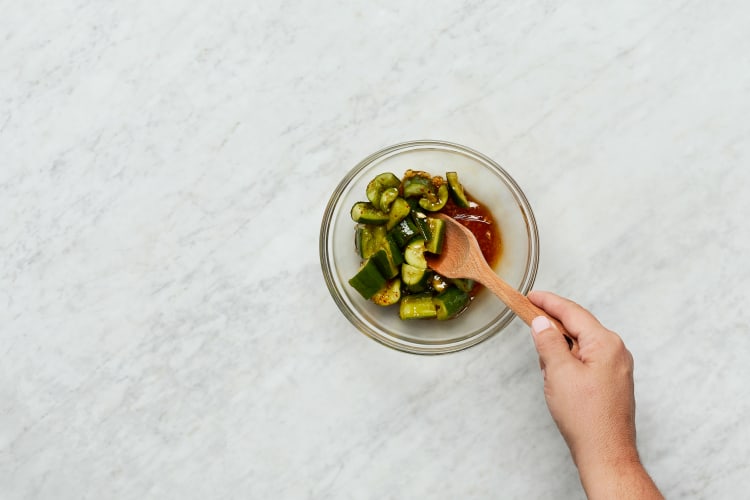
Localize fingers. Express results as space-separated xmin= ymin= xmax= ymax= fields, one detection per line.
xmin=531 ymin=316 xmax=575 ymax=369
xmin=528 ymin=291 xmax=603 ymax=339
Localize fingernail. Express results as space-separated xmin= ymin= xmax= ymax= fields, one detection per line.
xmin=531 ymin=316 xmax=551 ymax=335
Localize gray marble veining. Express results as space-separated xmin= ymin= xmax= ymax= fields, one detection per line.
xmin=2 ymin=1 xmax=749 ymax=498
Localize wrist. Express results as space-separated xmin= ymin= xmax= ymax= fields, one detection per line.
xmin=577 ymin=454 xmax=662 ymax=500
xmin=571 ymin=434 xmax=639 ymax=471
xmin=574 ymin=443 xmax=640 ymax=472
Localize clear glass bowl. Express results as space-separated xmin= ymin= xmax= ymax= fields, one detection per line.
xmin=320 ymin=140 xmax=539 ymax=355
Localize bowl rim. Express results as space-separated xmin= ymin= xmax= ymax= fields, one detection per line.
xmin=319 ymin=139 xmax=539 ymax=355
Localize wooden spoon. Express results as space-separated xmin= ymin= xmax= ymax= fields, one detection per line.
xmin=426 ymin=213 xmax=579 ymax=355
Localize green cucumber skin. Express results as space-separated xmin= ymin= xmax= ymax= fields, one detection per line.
xmin=389 ymin=218 xmax=419 ymax=248
xmin=433 ymin=287 xmax=469 ymax=320
xmin=450 ymin=278 xmax=475 ymax=293
xmin=355 ymin=224 xmax=387 ymax=259
xmin=399 ymin=293 xmax=437 ymax=320
xmin=402 ymin=175 xmax=434 ymax=198
xmin=379 ymin=187 xmax=399 ymax=212
xmin=351 ymin=202 xmax=389 ymax=224
xmin=410 ymin=211 xmax=432 ymax=241
xmin=355 ymin=224 xmax=366 ymax=258
xmin=425 ymin=217 xmax=445 ymax=254
xmin=367 ymin=172 xmax=401 ymax=207
xmin=405 ymin=197 xmax=421 ymax=212
xmin=446 ymin=171 xmax=470 ymax=208
xmin=371 ymin=249 xmax=399 ymax=279
xmin=348 ymin=259 xmax=387 ymax=299
xmin=371 ymin=234 xmax=404 ymax=279
xmin=386 ymin=197 xmax=411 ymax=230
xmin=383 ymin=235 xmax=404 ymax=266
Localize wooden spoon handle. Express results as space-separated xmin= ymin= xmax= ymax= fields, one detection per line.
xmin=481 ymin=272 xmax=580 ymax=355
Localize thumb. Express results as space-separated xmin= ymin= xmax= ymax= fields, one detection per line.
xmin=531 ymin=316 xmax=574 ymax=368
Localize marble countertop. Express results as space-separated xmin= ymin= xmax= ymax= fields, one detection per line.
xmin=3 ymin=1 xmax=749 ymax=498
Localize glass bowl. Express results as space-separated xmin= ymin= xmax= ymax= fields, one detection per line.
xmin=320 ymin=140 xmax=539 ymax=355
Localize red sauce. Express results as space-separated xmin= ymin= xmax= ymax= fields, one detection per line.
xmin=441 ymin=192 xmax=502 ymax=269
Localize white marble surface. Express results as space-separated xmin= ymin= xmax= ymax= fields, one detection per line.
xmin=2 ymin=1 xmax=749 ymax=498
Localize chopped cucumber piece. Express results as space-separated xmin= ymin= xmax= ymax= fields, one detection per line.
xmin=433 ymin=286 xmax=469 ymax=320
xmin=450 ymin=278 xmax=475 ymax=293
xmin=355 ymin=224 xmax=387 ymax=259
xmin=371 ymin=278 xmax=401 ymax=306
xmin=389 ymin=218 xmax=419 ymax=248
xmin=371 ymin=235 xmax=403 ymax=279
xmin=446 ymin=171 xmax=470 ymax=208
xmin=410 ymin=211 xmax=432 ymax=241
xmin=386 ymin=197 xmax=411 ymax=230
xmin=366 ymin=173 xmax=401 ymax=208
xmin=419 ymin=183 xmax=449 ymax=211
xmin=405 ymin=197 xmax=421 ymax=212
xmin=402 ymin=263 xmax=432 ymax=292
xmin=351 ymin=202 xmax=389 ymax=224
xmin=348 ymin=259 xmax=386 ymax=299
xmin=402 ymin=172 xmax=434 ymax=198
xmin=404 ymin=239 xmax=428 ymax=269
xmin=382 ymin=235 xmax=404 ymax=266
xmin=425 ymin=217 xmax=445 ymax=254
xmin=371 ymin=248 xmax=399 ymax=279
xmin=399 ymin=293 xmax=437 ymax=320
xmin=379 ymin=187 xmax=399 ymax=212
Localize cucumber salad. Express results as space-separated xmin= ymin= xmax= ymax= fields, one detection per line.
xmin=348 ymin=170 xmax=479 ymax=320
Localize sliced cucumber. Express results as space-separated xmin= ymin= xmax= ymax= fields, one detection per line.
xmin=433 ymin=286 xmax=469 ymax=320
xmin=355 ymin=224 xmax=387 ymax=259
xmin=399 ymin=293 xmax=437 ymax=320
xmin=379 ymin=187 xmax=399 ymax=212
xmin=351 ymin=202 xmax=389 ymax=225
xmin=371 ymin=248 xmax=399 ymax=279
xmin=450 ymin=278 xmax=475 ymax=293
xmin=370 ymin=235 xmax=404 ymax=279
xmin=446 ymin=171 xmax=470 ymax=208
xmin=405 ymin=196 xmax=421 ymax=212
xmin=389 ymin=218 xmax=419 ymax=248
xmin=410 ymin=211 xmax=432 ymax=241
xmin=419 ymin=183 xmax=449 ymax=211
xmin=402 ymin=172 xmax=434 ymax=198
xmin=386 ymin=197 xmax=411 ymax=230
xmin=425 ymin=217 xmax=445 ymax=254
xmin=404 ymin=239 xmax=428 ymax=269
xmin=348 ymin=259 xmax=386 ymax=299
xmin=402 ymin=263 xmax=432 ymax=292
xmin=371 ymin=278 xmax=401 ymax=306
xmin=366 ymin=172 xmax=401 ymax=208
xmin=382 ymin=234 xmax=404 ymax=266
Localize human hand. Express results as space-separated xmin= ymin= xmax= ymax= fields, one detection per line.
xmin=528 ymin=291 xmax=662 ymax=499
